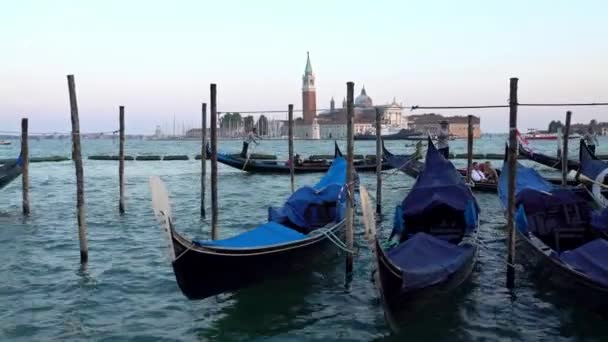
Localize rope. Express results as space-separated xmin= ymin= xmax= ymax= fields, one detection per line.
xmin=312 ymin=227 xmax=356 ymax=254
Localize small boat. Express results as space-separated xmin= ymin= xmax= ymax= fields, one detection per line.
xmin=523 ymin=129 xmax=582 ymax=140
xmin=150 ymin=152 xmax=349 ymax=300
xmin=577 ymin=139 xmax=608 ymax=207
xmin=0 ymin=141 xmax=11 ymax=146
xmin=372 ymin=138 xmax=480 ymax=324
xmin=498 ymin=149 xmax=608 ymax=305
xmin=354 ymin=128 xmax=422 ymax=141
xmin=383 ymin=143 xmax=574 ymax=193
xmin=0 ymin=155 xmax=23 ymax=190
xmin=518 ymin=143 xmax=579 ymax=171
xmin=211 ymin=142 xmax=397 ymax=174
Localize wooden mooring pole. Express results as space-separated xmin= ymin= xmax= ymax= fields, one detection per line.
xmin=67 ymin=74 xmax=88 ymax=264
xmin=345 ymin=82 xmax=355 ymax=274
xmin=506 ymin=77 xmax=519 ymax=289
xmin=375 ymin=107 xmax=382 ymax=217
xmin=21 ymin=118 xmax=30 ymax=216
xmin=119 ymin=106 xmax=125 ymax=214
xmin=466 ymin=115 xmax=474 ymax=184
xmin=562 ymin=111 xmax=572 ymax=186
xmin=201 ymin=102 xmax=207 ymax=218
xmin=210 ymin=85 xmax=219 ymax=240
xmin=288 ymin=104 xmax=295 ymax=193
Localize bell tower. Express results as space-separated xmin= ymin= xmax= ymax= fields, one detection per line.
xmin=302 ymin=52 xmax=317 ymax=124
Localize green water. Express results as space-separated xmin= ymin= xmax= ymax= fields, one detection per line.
xmin=0 ymin=136 xmax=607 ymax=341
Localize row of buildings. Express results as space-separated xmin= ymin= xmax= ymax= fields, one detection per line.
xmin=181 ymin=53 xmax=482 ymax=139
xmin=294 ymin=53 xmax=480 ymax=139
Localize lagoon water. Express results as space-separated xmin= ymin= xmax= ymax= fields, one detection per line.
xmin=1 ymin=136 xmax=607 ymax=341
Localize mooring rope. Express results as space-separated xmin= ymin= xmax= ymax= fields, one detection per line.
xmin=312 ymin=227 xmax=356 ymax=254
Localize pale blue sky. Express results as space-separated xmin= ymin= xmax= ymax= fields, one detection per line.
xmin=1 ymin=0 xmax=607 ymax=134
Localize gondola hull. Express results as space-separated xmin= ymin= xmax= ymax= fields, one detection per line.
xmin=519 ymin=144 xmax=579 ymax=171
xmin=374 ymin=237 xmax=477 ymax=320
xmin=515 ymin=229 xmax=608 ymax=306
xmin=170 ymin=221 xmax=345 ymax=300
xmin=0 ymin=160 xmax=22 ymax=190
xmin=216 ymin=152 xmax=393 ymax=173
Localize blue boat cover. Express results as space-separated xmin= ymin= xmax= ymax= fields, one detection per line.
xmin=194 ymin=156 xmax=346 ymax=248
xmin=194 ymin=222 xmax=305 ymax=248
xmin=398 ymin=138 xmax=478 ymax=231
xmin=387 ymin=232 xmax=475 ymax=290
xmin=268 ymin=156 xmax=347 ymax=233
xmin=591 ymin=207 xmax=608 ymax=232
xmin=497 ymin=158 xmax=554 ymax=208
xmin=579 ymin=139 xmax=608 ymax=183
xmin=558 ymin=238 xmax=608 ymax=287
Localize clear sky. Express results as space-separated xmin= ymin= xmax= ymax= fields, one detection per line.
xmin=1 ymin=0 xmax=607 ymax=134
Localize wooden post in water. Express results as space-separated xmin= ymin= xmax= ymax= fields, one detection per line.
xmin=210 ymin=85 xmax=219 ymax=240
xmin=562 ymin=111 xmax=572 ymax=186
xmin=375 ymin=107 xmax=382 ymax=217
xmin=345 ymin=82 xmax=355 ymax=274
xmin=67 ymin=74 xmax=88 ymax=264
xmin=21 ymin=118 xmax=30 ymax=216
xmin=466 ymin=115 xmax=474 ymax=184
xmin=118 ymin=106 xmax=125 ymax=215
xmin=201 ymin=103 xmax=207 ymax=218
xmin=556 ymin=127 xmax=563 ymax=159
xmin=288 ymin=104 xmax=295 ymax=193
xmin=506 ymin=77 xmax=519 ymax=289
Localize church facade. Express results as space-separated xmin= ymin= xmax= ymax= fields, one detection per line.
xmin=295 ymin=53 xmax=407 ymax=139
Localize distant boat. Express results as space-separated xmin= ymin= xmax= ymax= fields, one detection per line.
xmin=0 ymin=141 xmax=11 ymax=146
xmin=354 ymin=128 xmax=422 ymax=141
xmin=523 ymin=129 xmax=581 ymax=140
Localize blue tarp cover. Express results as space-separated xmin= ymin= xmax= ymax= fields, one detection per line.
xmin=399 ymin=139 xmax=478 ymax=226
xmin=558 ymin=238 xmax=608 ymax=287
xmin=194 ymin=222 xmax=305 ymax=248
xmin=579 ymin=139 xmax=608 ymax=182
xmin=269 ymin=156 xmax=346 ymax=232
xmin=387 ymin=232 xmax=474 ymax=290
xmin=591 ymin=208 xmax=608 ymax=232
xmin=498 ymin=160 xmax=554 ymax=208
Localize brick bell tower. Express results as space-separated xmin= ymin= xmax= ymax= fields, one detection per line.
xmin=302 ymin=52 xmax=317 ymax=124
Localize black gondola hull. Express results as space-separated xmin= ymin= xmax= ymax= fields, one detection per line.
xmin=0 ymin=161 xmax=22 ymax=190
xmin=170 ymin=221 xmax=345 ymax=300
xmin=374 ymin=238 xmax=477 ymax=320
xmin=519 ymin=145 xmax=579 ymax=171
xmin=516 ymin=229 xmax=608 ymax=306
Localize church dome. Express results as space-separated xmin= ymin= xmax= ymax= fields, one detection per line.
xmin=355 ymin=86 xmax=373 ymax=108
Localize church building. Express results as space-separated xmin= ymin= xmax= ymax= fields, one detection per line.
xmin=295 ymin=53 xmax=406 ymax=139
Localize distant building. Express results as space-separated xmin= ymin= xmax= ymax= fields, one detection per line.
xmin=295 ymin=53 xmax=406 ymax=139
xmin=409 ymin=113 xmax=481 ymax=138
xmin=185 ymin=128 xmax=208 ymax=138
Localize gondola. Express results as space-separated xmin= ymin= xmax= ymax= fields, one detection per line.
xmin=0 ymin=154 xmax=23 ymax=190
xmin=383 ymin=143 xmax=573 ymax=193
xmin=518 ymin=143 xmax=579 ymax=171
xmin=150 ymin=151 xmax=349 ymax=300
xmin=210 ymin=142 xmax=396 ymax=174
xmin=577 ymin=139 xmax=608 ymax=207
xmin=372 ymin=138 xmax=480 ymax=324
xmin=498 ymin=147 xmax=608 ymax=304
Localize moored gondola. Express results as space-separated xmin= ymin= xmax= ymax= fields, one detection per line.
xmin=150 ymin=152 xmax=350 ymax=300
xmin=383 ymin=143 xmax=573 ymax=193
xmin=518 ymin=141 xmax=579 ymax=171
xmin=577 ymin=139 xmax=608 ymax=207
xmin=0 ymin=154 xmax=23 ymax=190
xmin=211 ymin=142 xmax=398 ymax=174
xmin=498 ymin=147 xmax=608 ymax=305
xmin=372 ymin=138 xmax=480 ymax=325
